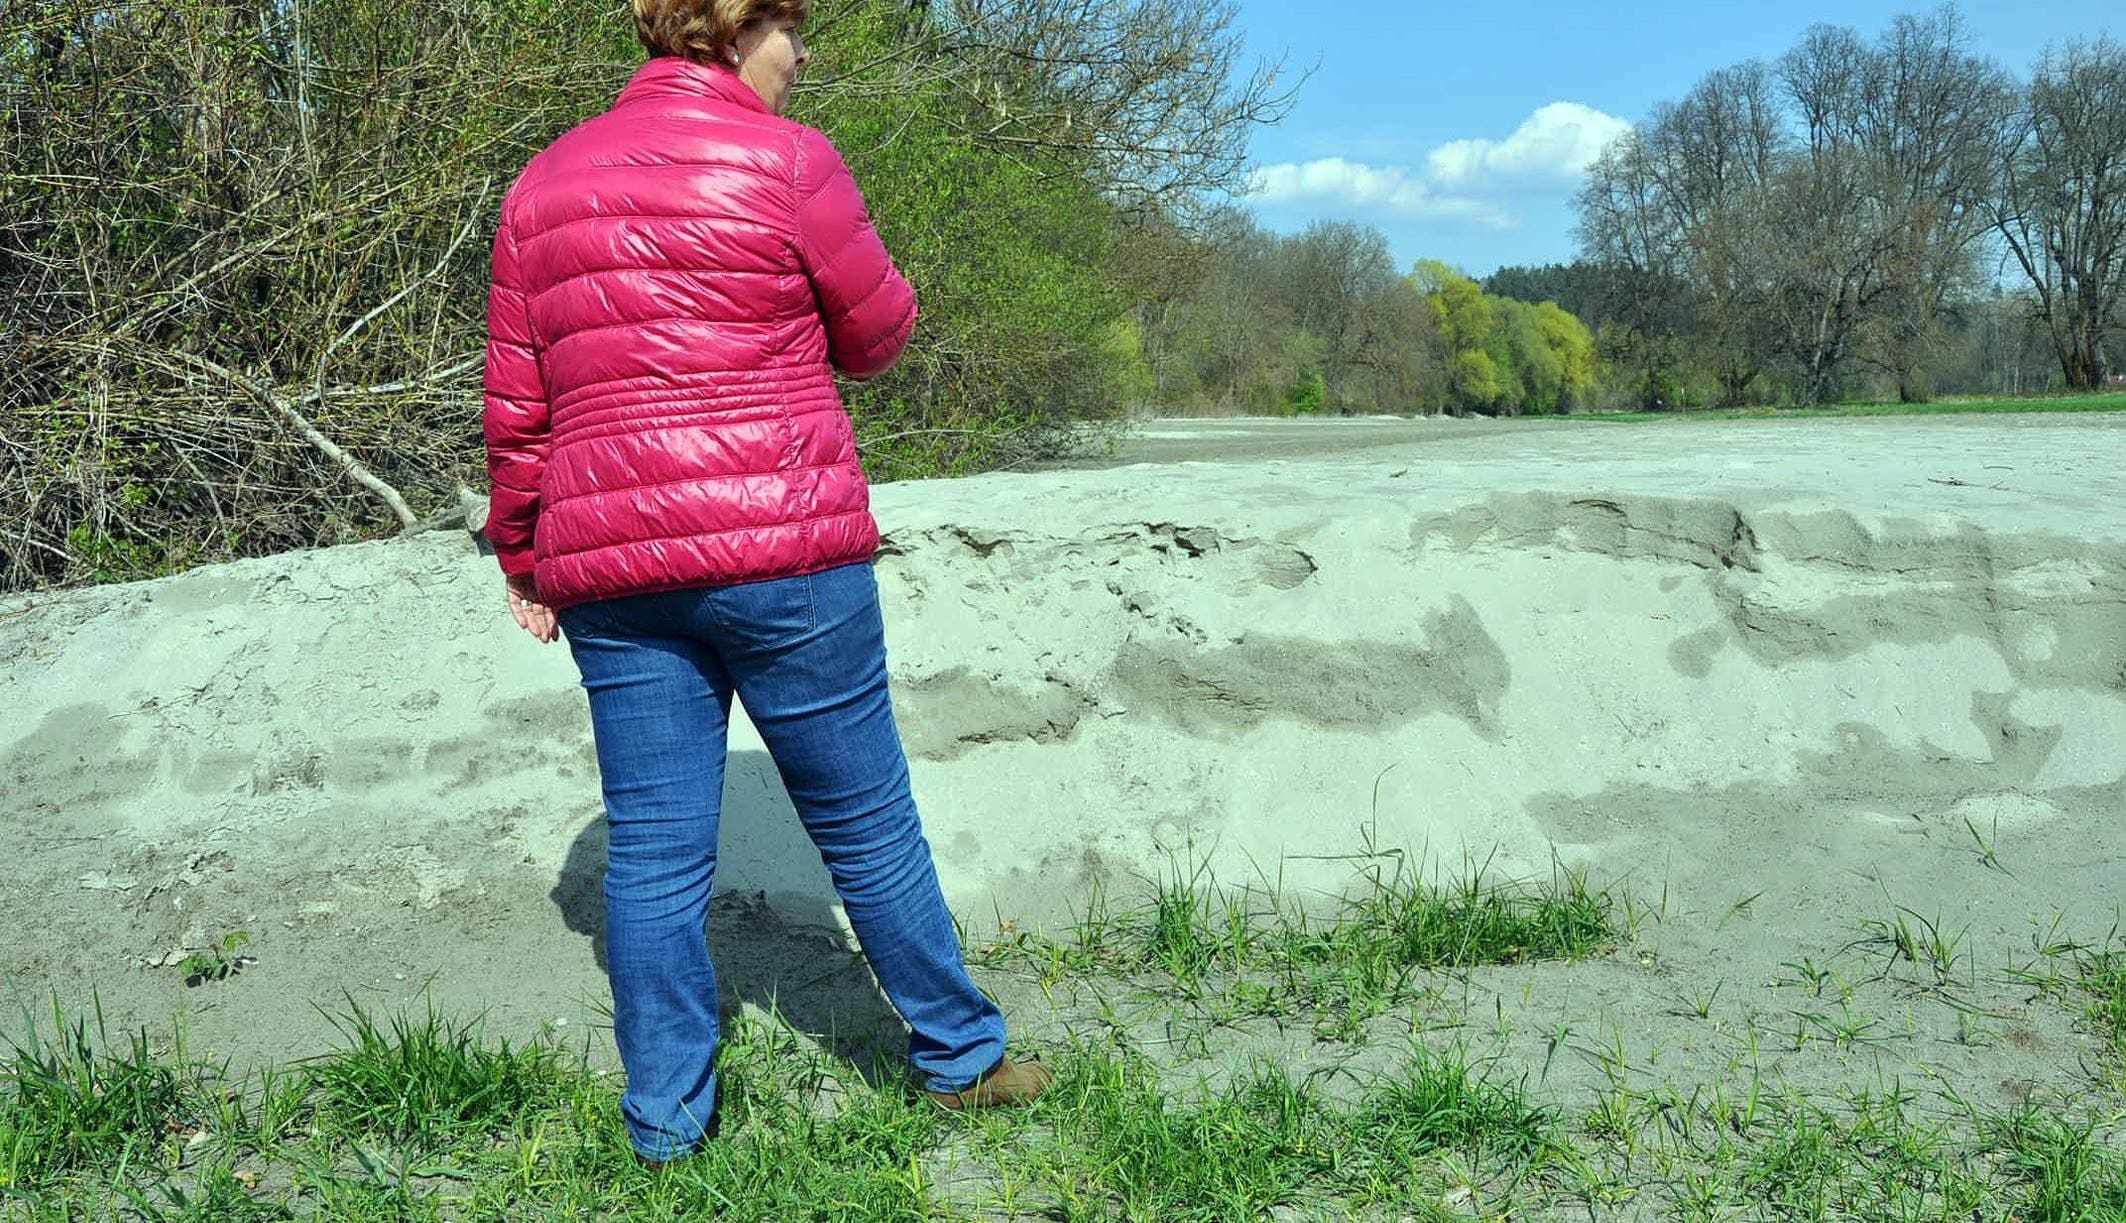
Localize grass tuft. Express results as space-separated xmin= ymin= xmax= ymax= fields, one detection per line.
xmin=2006 ymin=925 xmax=2126 ymax=1063
xmin=5 ymin=993 xmax=2125 ymax=1219
xmin=306 ymin=998 xmax=570 ymax=1152
xmin=119 ymin=1163 xmax=301 ymax=1221
xmin=2076 ymin=945 xmax=2126 ymax=1056
xmin=1019 ymin=1049 xmax=1335 ymax=1221
xmin=1354 ymin=1041 xmax=1557 ymax=1182
xmin=0 ymin=997 xmax=187 ymax=1189
xmin=975 ymin=847 xmax=1618 ymax=1040
xmin=1305 ymin=855 xmax=1613 ymax=972
xmin=1989 ymin=1104 xmax=2126 ymax=1223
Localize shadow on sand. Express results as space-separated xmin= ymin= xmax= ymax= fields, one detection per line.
xmin=551 ymin=750 xmax=914 ymax=1086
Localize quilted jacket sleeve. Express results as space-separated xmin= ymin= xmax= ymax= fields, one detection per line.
xmin=793 ymin=128 xmax=916 ymax=381
xmin=481 ymin=217 xmax=549 ymax=578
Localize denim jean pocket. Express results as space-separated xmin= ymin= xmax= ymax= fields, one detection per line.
xmin=558 ymin=592 xmax=655 ymax=640
xmin=557 ymin=601 xmax=614 ymax=639
xmin=709 ymin=571 xmax=817 ymax=651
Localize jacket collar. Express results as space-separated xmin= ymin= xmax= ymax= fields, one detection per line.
xmin=617 ymin=55 xmax=771 ymax=116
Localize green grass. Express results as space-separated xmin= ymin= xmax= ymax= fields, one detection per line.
xmin=1991 ymin=1104 xmax=2126 ymax=1223
xmin=1011 ymin=1054 xmax=1339 ymax=1220
xmin=1571 ymin=390 xmax=2126 ymax=423
xmin=3 ymin=990 xmax=2123 ymax=1219
xmin=2079 ymin=946 xmax=2126 ymax=1057
xmin=973 ymin=850 xmax=1615 ymax=1042
xmin=306 ymin=998 xmax=569 ymax=1153
xmin=2004 ymin=925 xmax=2126 ymax=1068
xmin=0 ymin=998 xmax=188 ymax=1188
xmin=7 ymin=866 xmax=2125 ymax=1218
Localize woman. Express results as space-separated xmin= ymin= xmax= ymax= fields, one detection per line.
xmin=482 ymin=0 xmax=1050 ymax=1165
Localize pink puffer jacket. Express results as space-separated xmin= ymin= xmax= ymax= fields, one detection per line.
xmin=481 ymin=55 xmax=915 ymax=609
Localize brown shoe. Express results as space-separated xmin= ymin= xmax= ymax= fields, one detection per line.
xmin=926 ymin=1055 xmax=1054 ymax=1112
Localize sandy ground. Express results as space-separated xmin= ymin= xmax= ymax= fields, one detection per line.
xmin=3 ymin=412 xmax=2123 ymax=1117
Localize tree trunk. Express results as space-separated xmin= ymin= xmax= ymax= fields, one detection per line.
xmin=2063 ymin=342 xmax=2101 ymax=391
xmin=1798 ymin=353 xmax=1824 ymax=405
xmin=1717 ymin=362 xmax=1756 ymax=407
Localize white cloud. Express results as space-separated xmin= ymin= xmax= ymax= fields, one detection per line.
xmin=1424 ymin=102 xmax=1631 ymax=192
xmin=1245 ymin=101 xmax=1630 ymax=231
xmin=1244 ymin=157 xmax=1512 ymax=229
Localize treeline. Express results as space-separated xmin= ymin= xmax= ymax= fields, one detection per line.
xmin=0 ymin=0 xmax=1287 ymax=590
xmin=1131 ymin=217 xmax=1596 ymax=417
xmin=1485 ymin=262 xmax=2076 ymax=405
xmin=1571 ymin=8 xmax=2126 ymax=407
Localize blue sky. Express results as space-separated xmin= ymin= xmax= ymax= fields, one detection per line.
xmin=1232 ymin=1 xmax=2120 ymax=278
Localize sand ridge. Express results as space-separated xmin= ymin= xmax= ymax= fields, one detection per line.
xmin=1 ymin=415 xmax=2122 ymax=1110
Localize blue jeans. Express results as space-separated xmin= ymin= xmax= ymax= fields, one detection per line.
xmin=557 ymin=561 xmax=1007 ymax=1160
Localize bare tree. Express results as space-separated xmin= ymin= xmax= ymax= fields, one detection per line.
xmin=1991 ymin=37 xmax=2126 ymax=390
xmin=0 ymin=0 xmax=652 ymax=590
xmin=1649 ymin=63 xmax=1784 ymax=405
xmin=1274 ymin=220 xmax=1398 ymax=401
xmin=1575 ymin=130 xmax=1692 ymax=406
xmin=1767 ymin=24 xmax=1916 ymax=404
xmin=1851 ymin=8 xmax=2015 ymax=401
xmin=1574 ymin=9 xmax=2016 ymax=406
xmin=823 ymin=0 xmax=1298 ymax=225
xmin=1575 ymin=62 xmax=1782 ymax=407
xmin=1757 ymin=145 xmax=1902 ymax=405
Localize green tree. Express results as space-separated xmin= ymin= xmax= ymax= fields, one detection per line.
xmin=1448 ymin=350 xmax=1503 ymax=410
xmin=1534 ymin=301 xmax=1599 ymax=410
xmin=1141 ymin=215 xmax=1444 ymax=416
xmin=1286 ymin=368 xmax=1327 ymax=415
xmin=1414 ymin=260 xmax=1501 ymax=413
xmin=1495 ymin=299 xmax=1555 ymax=412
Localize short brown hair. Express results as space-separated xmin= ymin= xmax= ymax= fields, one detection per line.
xmin=632 ymin=0 xmax=809 ymax=64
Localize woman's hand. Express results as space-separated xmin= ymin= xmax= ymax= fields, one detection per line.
xmin=506 ymin=573 xmax=559 ymax=643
